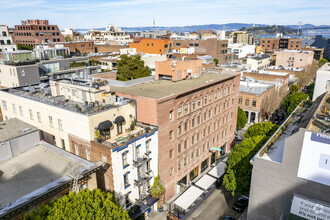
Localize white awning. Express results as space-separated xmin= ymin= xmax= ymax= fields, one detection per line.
xmin=195 ymin=174 xmax=217 ymax=190
xmin=173 ymin=186 xmax=204 ymax=211
xmin=208 ymin=162 xmax=226 ymax=178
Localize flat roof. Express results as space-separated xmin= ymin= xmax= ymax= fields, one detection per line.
xmin=239 ymin=81 xmax=273 ymax=95
xmin=0 ymin=143 xmax=96 ymax=209
xmin=245 ymin=70 xmax=289 ymax=76
xmin=0 ymin=118 xmax=38 ymax=142
xmin=111 ymin=72 xmax=238 ymax=99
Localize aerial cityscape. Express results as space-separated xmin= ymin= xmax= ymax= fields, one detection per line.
xmin=0 ymin=1 xmax=329 ymax=220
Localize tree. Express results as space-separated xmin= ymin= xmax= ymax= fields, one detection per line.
xmin=65 ymin=36 xmax=72 ymax=42
xmin=22 ymin=189 xmax=130 ymax=220
xmin=17 ymin=44 xmax=33 ymax=50
xmin=213 ymin=58 xmax=219 ymax=66
xmin=150 ymin=175 xmax=165 ymax=208
xmin=237 ymin=107 xmax=247 ymax=129
xmin=320 ymin=58 xmax=328 ymax=66
xmin=283 ymin=92 xmax=309 ymax=115
xmin=244 ymin=121 xmax=279 ymax=138
xmin=117 ymin=55 xmax=151 ymax=81
xmin=262 ymin=89 xmax=286 ymax=120
xmin=305 ymin=82 xmax=315 ymax=100
xmin=295 ymin=62 xmax=318 ymax=88
xmin=289 ymin=84 xmax=300 ymax=94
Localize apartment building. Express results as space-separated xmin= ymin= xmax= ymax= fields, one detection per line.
xmin=266 ymin=65 xmax=304 ymax=78
xmin=112 ymin=71 xmax=240 ymax=201
xmin=259 ymin=38 xmax=302 ymax=51
xmin=239 ymin=79 xmax=275 ymax=123
xmin=49 ymin=41 xmax=94 ymax=55
xmin=228 ymin=43 xmax=256 ymax=58
xmin=248 ymin=94 xmax=330 ymax=220
xmin=0 ymin=25 xmax=17 ymax=52
xmin=0 ymin=78 xmax=159 ymax=213
xmin=155 ymin=59 xmax=202 ymax=82
xmin=84 ymin=24 xmax=132 ymax=45
xmin=246 ymin=54 xmax=272 ymax=70
xmin=129 ymin=38 xmax=172 ymax=55
xmin=12 ymin=19 xmax=64 ymax=47
xmin=313 ymin=62 xmax=330 ymax=101
xmin=275 ymin=50 xmax=314 ymax=68
xmin=229 ymin=31 xmax=254 ymax=45
xmin=172 ymin=39 xmax=234 ymax=65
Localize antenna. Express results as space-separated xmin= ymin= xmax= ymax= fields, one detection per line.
xmin=153 ymin=19 xmax=156 ymax=32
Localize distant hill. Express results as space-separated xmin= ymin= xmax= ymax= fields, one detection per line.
xmin=74 ymin=23 xmax=328 ymax=34
xmin=239 ymin=25 xmax=298 ymax=35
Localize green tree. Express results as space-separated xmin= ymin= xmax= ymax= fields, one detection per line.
xmin=244 ymin=121 xmax=279 ymax=138
xmin=283 ymin=92 xmax=309 ymax=115
xmin=117 ymin=55 xmax=151 ymax=81
xmin=213 ymin=58 xmax=219 ymax=66
xmin=150 ymin=175 xmax=165 ymax=208
xmin=289 ymin=84 xmax=300 ymax=94
xmin=305 ymin=82 xmax=315 ymax=100
xmin=22 ymin=189 xmax=130 ymax=220
xmin=65 ymin=36 xmax=72 ymax=42
xmin=320 ymin=58 xmax=328 ymax=66
xmin=237 ymin=107 xmax=247 ymax=129
xmin=17 ymin=44 xmax=33 ymax=50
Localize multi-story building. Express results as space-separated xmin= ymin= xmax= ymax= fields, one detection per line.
xmin=228 ymin=43 xmax=256 ymax=59
xmin=275 ymin=50 xmax=314 ymax=68
xmin=170 ymin=32 xmax=199 ymax=41
xmin=230 ymin=31 xmax=254 ymax=45
xmin=155 ymin=59 xmax=202 ymax=82
xmin=111 ymin=71 xmax=240 ymax=201
xmin=12 ymin=19 xmax=65 ymax=47
xmin=0 ymin=118 xmax=99 ymax=219
xmin=248 ymin=93 xmax=330 ymax=220
xmin=0 ymin=78 xmax=159 ymax=214
xmin=313 ymin=62 xmax=330 ymax=101
xmin=266 ymin=65 xmax=304 ymax=78
xmin=172 ymin=39 xmax=234 ymax=65
xmin=129 ymin=38 xmax=172 ymax=55
xmin=246 ymin=54 xmax=272 ymax=70
xmin=239 ymin=79 xmax=275 ymax=123
xmin=84 ymin=24 xmax=132 ymax=45
xmin=129 ymin=30 xmax=171 ymax=39
xmin=0 ymin=25 xmax=17 ymax=52
xmin=49 ymin=41 xmax=94 ymax=55
xmin=61 ymin=28 xmax=84 ymax=41
xmin=302 ymin=35 xmax=330 ymax=60
xmin=259 ymin=37 xmax=302 ymax=51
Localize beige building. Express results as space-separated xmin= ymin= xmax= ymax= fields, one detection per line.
xmin=246 ymin=54 xmax=272 ymax=71
xmin=0 ymin=63 xmax=40 ymax=88
xmin=275 ymin=50 xmax=314 ymax=68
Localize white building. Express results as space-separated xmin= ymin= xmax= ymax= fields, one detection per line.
xmin=313 ymin=62 xmax=330 ymax=101
xmin=170 ymin=32 xmax=199 ymax=40
xmin=84 ymin=24 xmax=132 ymax=45
xmin=216 ymin=30 xmax=226 ymax=40
xmin=246 ymin=54 xmax=272 ymax=71
xmin=0 ymin=25 xmax=17 ymax=52
xmin=228 ymin=43 xmax=256 ymax=58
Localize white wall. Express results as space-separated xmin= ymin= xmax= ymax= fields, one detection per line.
xmin=313 ymin=64 xmax=330 ymax=101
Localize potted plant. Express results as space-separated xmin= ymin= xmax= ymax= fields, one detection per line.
xmin=150 ymin=175 xmax=165 ymax=212
xmin=94 ymin=129 xmax=102 ymax=143
xmin=130 ymin=118 xmax=136 ymax=131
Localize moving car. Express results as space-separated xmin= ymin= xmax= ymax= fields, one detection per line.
xmin=232 ymin=196 xmax=249 ymax=212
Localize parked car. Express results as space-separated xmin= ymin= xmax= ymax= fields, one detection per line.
xmin=232 ymin=196 xmax=249 ymax=212
xmin=224 ymin=215 xmax=235 ymax=220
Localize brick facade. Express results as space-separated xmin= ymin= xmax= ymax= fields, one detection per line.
xmin=95 ymin=44 xmax=128 ymax=53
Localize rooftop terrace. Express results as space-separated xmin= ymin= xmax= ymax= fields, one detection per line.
xmin=111 ymin=72 xmax=238 ymax=99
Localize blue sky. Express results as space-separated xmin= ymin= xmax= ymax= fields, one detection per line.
xmin=0 ymin=0 xmax=329 ymax=29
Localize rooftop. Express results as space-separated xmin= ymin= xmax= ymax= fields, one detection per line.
xmin=249 ymin=54 xmax=271 ymax=61
xmin=239 ymin=80 xmax=274 ymax=95
xmin=0 ymin=118 xmax=39 ymax=143
xmin=318 ymin=62 xmax=330 ymax=72
xmin=0 ymin=142 xmax=97 ymax=213
xmin=267 ymin=65 xmax=304 ymax=72
xmin=280 ymin=50 xmax=313 ymax=54
xmin=245 ymin=69 xmax=289 ymax=76
xmin=1 ymin=83 xmax=131 ymax=115
xmin=111 ymin=72 xmax=238 ymax=99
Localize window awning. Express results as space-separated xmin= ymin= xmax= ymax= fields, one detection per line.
xmin=98 ymin=120 xmax=113 ymax=130
xmin=195 ymin=175 xmax=217 ymax=190
xmin=173 ymin=186 xmax=204 ymax=211
xmin=208 ymin=162 xmax=226 ymax=179
xmin=114 ymin=116 xmax=125 ymax=124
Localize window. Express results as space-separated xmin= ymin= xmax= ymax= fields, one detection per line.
xmin=117 ymin=123 xmax=122 ymax=135
xmin=122 ymin=151 xmax=128 ymax=167
xmin=169 ymin=149 xmax=173 ymax=158
xmin=219 ymin=90 xmax=222 ymax=97
xmin=12 ymin=104 xmax=16 ymax=114
xmin=178 ymin=126 xmax=182 ymax=135
xmin=192 ymin=101 xmax=195 ymax=110
xmin=198 ymin=99 xmax=201 ymax=107
xmin=191 ymin=151 xmax=194 ymax=161
xmin=209 ymin=94 xmax=212 ymax=102
xmin=61 ymin=139 xmax=65 ymax=149
xmin=146 ymin=140 xmax=150 ymax=153
xmin=197 ymin=116 xmax=200 ymax=124
xmin=204 ymin=96 xmax=207 ymax=104
xmin=252 ymin=100 xmax=257 ymax=107
xmin=29 ymin=109 xmax=34 ymax=120
xmin=196 ymin=148 xmax=199 ymax=157
xmin=184 ymin=122 xmax=188 ymax=132
xmin=2 ymin=100 xmax=7 ymax=110
xmin=37 ymin=112 xmax=41 ymax=123
xmin=192 ymin=135 xmax=194 ymax=145
xmin=209 ymin=110 xmax=212 ymax=118
xmin=169 ymin=111 xmax=173 ymax=120
xmin=75 ymin=144 xmax=79 ymax=156
xmin=184 ymin=140 xmax=188 ymax=149
xmin=169 ymin=130 xmax=173 ymax=140
xmin=185 ymin=104 xmax=189 ymax=113
xmin=19 ymin=106 xmax=23 ymax=116
xmin=178 ymin=161 xmax=181 ymax=170
xmin=224 ymin=88 xmax=227 ymax=96
xmin=58 ymin=119 xmax=63 ymax=131
xmin=239 ymin=98 xmax=242 ymax=105
xmin=49 ymin=116 xmax=53 ymax=127
xmin=136 ymin=146 xmax=140 ymax=158
xmin=192 ymin=119 xmax=195 ymax=127
xmin=178 ymin=144 xmax=181 ymax=153
xmin=178 ymin=106 xmax=182 ymax=117
xmin=125 ymin=193 xmax=131 ymax=207
xmin=245 ymin=99 xmax=249 ymax=106
xmin=204 ymin=112 xmax=207 ymax=121
xmin=170 ymin=168 xmax=173 ymax=176
xmin=52 ymin=135 xmax=56 ymax=145
xmin=184 ymin=156 xmax=187 ymax=166
xmin=124 ymin=172 xmax=130 ymax=188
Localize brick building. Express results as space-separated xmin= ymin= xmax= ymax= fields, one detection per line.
xmin=155 ymin=59 xmax=202 ymax=82
xmin=260 ymin=38 xmax=302 ymax=51
xmin=49 ymin=41 xmax=94 ymax=55
xmin=112 ymin=72 xmax=240 ymax=201
xmin=275 ymin=50 xmax=314 ymax=68
xmin=12 ymin=19 xmax=64 ymax=47
xmin=129 ymin=38 xmax=172 ymax=55
xmin=172 ymin=39 xmax=234 ymax=65
xmin=95 ymin=44 xmax=128 ymax=53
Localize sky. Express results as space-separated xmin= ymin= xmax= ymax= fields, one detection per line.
xmin=0 ymin=0 xmax=329 ymax=29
